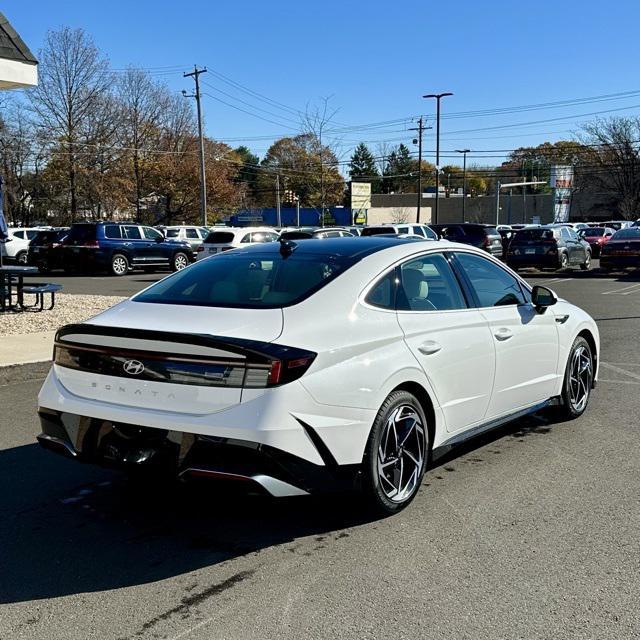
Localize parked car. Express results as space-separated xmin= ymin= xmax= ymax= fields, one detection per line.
xmin=63 ymin=222 xmax=195 ymax=276
xmin=27 ymin=228 xmax=69 ymax=273
xmin=312 ymin=227 xmax=354 ymax=238
xmin=506 ymin=225 xmax=591 ymax=271
xmin=429 ymin=223 xmax=502 ymax=257
xmin=578 ymin=226 xmax=615 ymax=257
xmin=158 ymin=225 xmax=210 ymax=254
xmin=346 ymin=226 xmax=364 ymax=236
xmin=602 ymin=220 xmax=635 ymax=231
xmin=196 ymin=226 xmax=279 ymax=260
xmin=360 ymin=224 xmax=438 ymax=240
xmin=600 ymin=227 xmax=640 ymax=271
xmin=1 ymin=227 xmax=49 ymax=264
xmin=37 ymin=237 xmax=599 ymax=515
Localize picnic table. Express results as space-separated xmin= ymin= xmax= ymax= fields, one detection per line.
xmin=0 ymin=265 xmax=38 ymax=310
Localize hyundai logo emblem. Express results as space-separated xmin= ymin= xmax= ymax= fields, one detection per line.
xmin=123 ymin=359 xmax=145 ymax=375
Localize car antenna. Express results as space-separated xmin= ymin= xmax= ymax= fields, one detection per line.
xmin=279 ymin=237 xmax=297 ymax=258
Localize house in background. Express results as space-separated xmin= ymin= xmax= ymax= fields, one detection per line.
xmin=0 ymin=11 xmax=37 ymax=89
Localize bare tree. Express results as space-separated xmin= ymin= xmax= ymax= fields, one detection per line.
xmin=30 ymin=27 xmax=111 ymax=220
xmin=117 ymin=67 xmax=167 ymax=220
xmin=578 ymin=117 xmax=640 ymax=219
xmin=301 ymin=97 xmax=341 ymax=219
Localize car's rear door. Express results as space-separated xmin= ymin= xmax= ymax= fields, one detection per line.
xmin=395 ymin=252 xmax=495 ymax=433
xmin=453 ymin=251 xmax=560 ymax=419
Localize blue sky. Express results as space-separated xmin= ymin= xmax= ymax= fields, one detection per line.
xmin=5 ymin=0 xmax=640 ymax=166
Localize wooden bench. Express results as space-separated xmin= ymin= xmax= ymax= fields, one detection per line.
xmin=20 ymin=283 xmax=63 ymax=311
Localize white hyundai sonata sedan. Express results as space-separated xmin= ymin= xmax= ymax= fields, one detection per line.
xmin=37 ymin=237 xmax=599 ymax=514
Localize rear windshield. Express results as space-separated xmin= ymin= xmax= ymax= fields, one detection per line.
xmin=612 ymin=229 xmax=640 ymax=239
xmin=32 ymin=231 xmax=62 ymax=244
xmin=361 ymin=227 xmax=396 ymax=236
xmin=582 ymin=228 xmax=605 ymax=237
xmin=513 ymin=229 xmax=554 ymax=241
xmin=204 ymin=231 xmax=235 ymax=244
xmin=134 ymin=251 xmax=357 ymax=308
xmin=66 ymin=224 xmax=97 ymax=244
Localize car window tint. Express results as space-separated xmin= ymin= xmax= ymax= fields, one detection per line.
xmin=123 ymin=226 xmax=142 ymax=240
xmin=26 ymin=230 xmax=39 ymax=240
xmin=412 ymin=226 xmax=425 ymax=237
xmin=199 ymin=228 xmax=209 ymax=238
xmin=13 ymin=231 xmax=24 ymax=239
xmin=104 ymin=224 xmax=122 ymax=239
xmin=365 ymin=270 xmax=396 ymax=309
xmin=560 ymin=227 xmax=571 ymax=240
xmin=166 ymin=229 xmax=180 ymax=238
xmin=143 ymin=227 xmax=163 ymax=240
xmin=252 ymin=232 xmax=278 ymax=242
xmin=397 ymin=253 xmax=466 ymax=312
xmin=240 ymin=233 xmax=252 ymax=243
xmin=456 ymin=252 xmax=525 ymax=307
xmin=135 ymin=252 xmax=356 ymax=308
xmin=186 ymin=228 xmax=199 ymax=239
xmin=204 ymin=231 xmax=235 ymax=244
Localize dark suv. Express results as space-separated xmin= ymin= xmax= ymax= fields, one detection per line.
xmin=63 ymin=223 xmax=194 ymax=276
xmin=506 ymin=225 xmax=591 ymax=271
xmin=27 ymin=228 xmax=69 ymax=273
xmin=430 ymin=223 xmax=502 ymax=256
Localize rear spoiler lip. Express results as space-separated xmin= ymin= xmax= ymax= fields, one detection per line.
xmin=56 ymin=323 xmax=307 ymax=363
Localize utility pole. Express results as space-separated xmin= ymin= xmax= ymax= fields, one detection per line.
xmin=275 ymin=174 xmax=281 ymax=227
xmin=456 ymin=149 xmax=470 ymax=222
xmin=183 ymin=66 xmax=208 ymax=226
xmin=423 ymin=92 xmax=453 ymax=225
xmin=409 ymin=117 xmax=431 ymax=223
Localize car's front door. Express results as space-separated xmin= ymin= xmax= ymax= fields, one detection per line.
xmin=454 ymin=252 xmax=560 ymax=419
xmin=395 ymin=252 xmax=495 ymax=433
xmin=142 ymin=226 xmax=169 ymax=263
xmin=122 ymin=225 xmax=146 ymax=264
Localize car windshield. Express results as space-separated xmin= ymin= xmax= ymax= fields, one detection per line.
xmin=134 ymin=250 xmax=357 ymax=308
xmin=612 ymin=228 xmax=640 ymax=240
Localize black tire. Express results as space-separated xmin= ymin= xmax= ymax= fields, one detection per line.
xmin=555 ymin=336 xmax=594 ymax=420
xmin=110 ymin=253 xmax=129 ymax=277
xmin=558 ymin=251 xmax=569 ymax=270
xmin=37 ymin=260 xmax=51 ymax=274
xmin=362 ymin=390 xmax=429 ymax=515
xmin=580 ymin=251 xmax=591 ymax=271
xmin=16 ymin=251 xmax=28 ymax=265
xmin=171 ymin=251 xmax=189 ymax=272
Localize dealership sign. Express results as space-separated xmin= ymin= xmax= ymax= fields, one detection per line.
xmin=351 ymin=182 xmax=371 ymax=211
xmin=550 ymin=165 xmax=573 ymax=223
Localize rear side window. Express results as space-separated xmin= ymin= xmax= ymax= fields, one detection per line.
xmin=361 ymin=227 xmax=394 ymax=236
xmin=104 ymin=225 xmax=121 ymax=239
xmin=412 ymin=226 xmax=425 ymax=237
xmin=397 ymin=254 xmax=466 ymax=311
xmin=204 ymin=231 xmax=235 ymax=244
xmin=134 ymin=251 xmax=356 ymax=308
xmin=366 ymin=270 xmax=396 ymax=309
xmin=143 ymin=227 xmax=163 ymax=240
xmin=123 ymin=226 xmax=142 ymax=240
xmin=165 ymin=229 xmax=180 ymax=238
xmin=186 ymin=228 xmax=199 ymax=239
xmin=67 ymin=224 xmax=97 ymax=244
xmin=456 ymin=252 xmax=525 ymax=307
xmin=26 ymin=230 xmax=39 ymax=240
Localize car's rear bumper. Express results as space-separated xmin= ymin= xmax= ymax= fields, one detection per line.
xmin=37 ymin=366 xmax=374 ymax=492
xmin=600 ymin=255 xmax=640 ymax=269
xmin=507 ymin=254 xmax=559 ymax=268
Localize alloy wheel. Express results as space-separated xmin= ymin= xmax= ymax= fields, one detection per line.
xmin=174 ymin=254 xmax=188 ymax=270
xmin=112 ymin=256 xmax=127 ymax=275
xmin=377 ymin=404 xmax=426 ymax=503
xmin=559 ymin=253 xmax=568 ymax=269
xmin=17 ymin=252 xmax=28 ymax=265
xmin=568 ymin=345 xmax=592 ymax=413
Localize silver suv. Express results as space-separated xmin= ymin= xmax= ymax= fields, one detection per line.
xmin=159 ymin=226 xmax=210 ymax=253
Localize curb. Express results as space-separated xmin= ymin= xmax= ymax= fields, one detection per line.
xmin=0 ymin=360 xmax=51 ymax=386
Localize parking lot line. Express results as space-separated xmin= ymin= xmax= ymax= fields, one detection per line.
xmin=599 ymin=378 xmax=640 ymax=385
xmin=600 ymin=362 xmax=640 ymax=382
xmin=602 ymin=283 xmax=640 ymax=295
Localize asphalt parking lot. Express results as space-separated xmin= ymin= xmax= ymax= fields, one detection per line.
xmin=2 ymin=266 xmax=640 ymax=640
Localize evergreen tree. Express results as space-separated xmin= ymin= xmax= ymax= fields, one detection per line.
xmin=383 ymin=143 xmax=415 ymax=192
xmin=349 ymin=143 xmax=379 ymax=182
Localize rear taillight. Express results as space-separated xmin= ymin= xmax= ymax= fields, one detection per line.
xmin=266 ymin=355 xmax=316 ymax=387
xmin=482 ymin=237 xmax=489 ymax=248
xmin=197 ymin=245 xmax=204 ymax=252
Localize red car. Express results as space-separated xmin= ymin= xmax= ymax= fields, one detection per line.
xmin=579 ymin=226 xmax=614 ymax=258
xmin=600 ymin=227 xmax=640 ymax=270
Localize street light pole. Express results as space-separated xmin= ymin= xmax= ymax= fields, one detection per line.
xmin=423 ymin=92 xmax=453 ymax=225
xmin=456 ymin=149 xmax=470 ymax=222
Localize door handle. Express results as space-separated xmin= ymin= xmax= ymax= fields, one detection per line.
xmin=418 ymin=340 xmax=442 ymax=355
xmin=494 ymin=327 xmax=513 ymax=341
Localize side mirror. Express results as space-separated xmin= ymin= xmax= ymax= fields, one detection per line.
xmin=531 ymin=285 xmax=557 ymax=311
